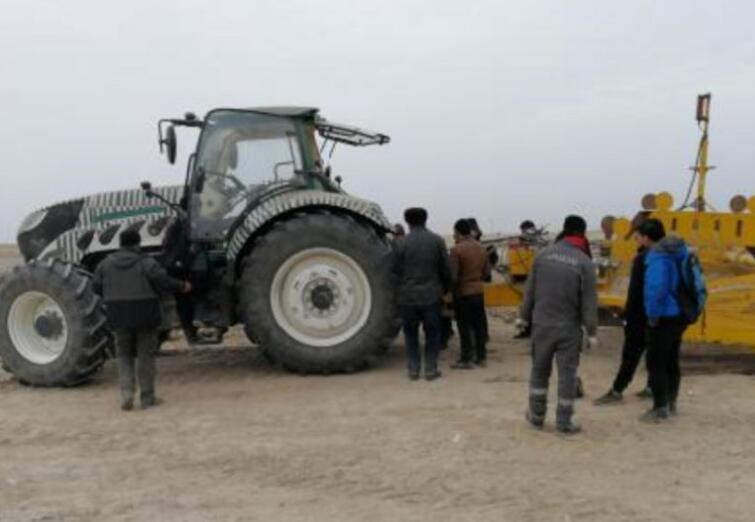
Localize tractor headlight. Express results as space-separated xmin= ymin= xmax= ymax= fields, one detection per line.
xmin=17 ymin=209 xmax=48 ymax=234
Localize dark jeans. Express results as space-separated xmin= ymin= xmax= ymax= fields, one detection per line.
xmin=612 ymin=323 xmax=650 ymax=393
xmin=400 ymin=302 xmax=442 ymax=375
xmin=115 ymin=329 xmax=158 ymax=402
xmin=646 ymin=317 xmax=686 ymax=409
xmin=455 ymin=294 xmax=487 ymax=362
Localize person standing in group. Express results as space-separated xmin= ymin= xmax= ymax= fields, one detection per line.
xmin=640 ymin=219 xmax=691 ymax=422
xmin=594 ymin=221 xmax=653 ymax=405
xmin=449 ymin=219 xmax=491 ymax=369
xmin=392 ymin=208 xmax=451 ymax=381
xmin=520 ymin=215 xmax=598 ymax=434
xmin=93 ymin=230 xmax=191 ymax=411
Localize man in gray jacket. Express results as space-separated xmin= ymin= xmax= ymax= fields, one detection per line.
xmin=93 ymin=230 xmax=190 ymax=411
xmin=393 ymin=208 xmax=451 ymax=381
xmin=520 ymin=215 xmax=598 ymax=434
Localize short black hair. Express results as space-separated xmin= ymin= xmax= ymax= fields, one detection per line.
xmin=563 ymin=215 xmax=587 ymax=236
xmin=637 ymin=218 xmax=666 ymax=242
xmin=454 ymin=219 xmax=472 ymax=236
xmin=520 ymin=220 xmax=535 ymax=230
xmin=120 ymin=229 xmax=142 ymax=248
xmin=404 ymin=207 xmax=428 ymax=227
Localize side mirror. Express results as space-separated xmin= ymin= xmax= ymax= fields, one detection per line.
xmin=160 ymin=125 xmax=177 ymax=165
xmin=140 ymin=181 xmax=154 ymax=198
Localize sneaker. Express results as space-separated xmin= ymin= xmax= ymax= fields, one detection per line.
xmin=408 ymin=372 xmax=420 ymax=381
xmin=639 ymin=407 xmax=670 ymax=423
xmin=557 ymin=421 xmax=582 ymax=435
xmin=593 ymin=390 xmax=623 ymax=406
xmin=425 ymin=371 xmax=442 ymax=381
xmin=636 ymin=387 xmax=653 ymax=399
xmin=525 ymin=411 xmax=544 ymax=429
xmin=451 ymin=361 xmax=474 ymax=370
xmin=120 ymin=397 xmax=134 ymax=411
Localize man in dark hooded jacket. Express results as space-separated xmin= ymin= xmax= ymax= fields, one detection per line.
xmin=93 ymin=230 xmax=190 ymax=410
xmin=594 ymin=223 xmax=654 ymax=405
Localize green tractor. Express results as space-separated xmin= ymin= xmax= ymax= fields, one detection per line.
xmin=0 ymin=107 xmax=398 ymax=386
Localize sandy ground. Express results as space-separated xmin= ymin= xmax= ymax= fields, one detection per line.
xmin=1 ymin=246 xmax=755 ymax=522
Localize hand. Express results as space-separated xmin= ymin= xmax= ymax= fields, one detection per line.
xmin=183 ymin=281 xmax=192 ymax=293
xmin=587 ymin=336 xmax=599 ymax=350
xmin=648 ymin=317 xmax=659 ymax=328
xmin=515 ymin=318 xmax=528 ymax=332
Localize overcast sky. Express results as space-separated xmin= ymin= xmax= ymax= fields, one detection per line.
xmin=1 ymin=0 xmax=753 ymax=242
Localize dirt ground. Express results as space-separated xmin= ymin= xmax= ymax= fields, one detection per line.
xmin=2 ymin=247 xmax=755 ymax=522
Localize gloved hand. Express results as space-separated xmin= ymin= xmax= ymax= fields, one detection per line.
xmin=587 ymin=336 xmax=599 ymax=350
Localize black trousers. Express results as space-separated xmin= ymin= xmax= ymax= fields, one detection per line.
xmin=455 ymin=294 xmax=487 ymax=362
xmin=611 ymin=323 xmax=650 ymax=393
xmin=646 ymin=317 xmax=686 ymax=409
xmin=400 ymin=302 xmax=442 ymax=375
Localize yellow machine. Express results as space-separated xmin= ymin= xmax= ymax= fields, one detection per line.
xmin=485 ymin=94 xmax=755 ymax=348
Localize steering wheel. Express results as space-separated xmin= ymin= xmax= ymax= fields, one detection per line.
xmin=200 ymin=168 xmax=252 ymax=208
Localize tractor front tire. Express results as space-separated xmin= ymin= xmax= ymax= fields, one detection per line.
xmin=0 ymin=259 xmax=109 ymax=386
xmin=239 ymin=212 xmax=396 ymax=373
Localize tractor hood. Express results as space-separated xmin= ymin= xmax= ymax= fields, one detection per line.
xmin=17 ymin=185 xmax=184 ymax=263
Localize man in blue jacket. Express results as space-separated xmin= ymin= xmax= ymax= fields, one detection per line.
xmin=640 ymin=219 xmax=688 ymax=422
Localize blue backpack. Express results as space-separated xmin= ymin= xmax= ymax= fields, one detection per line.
xmin=676 ymin=253 xmax=707 ymax=325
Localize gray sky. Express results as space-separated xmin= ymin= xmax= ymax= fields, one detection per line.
xmin=1 ymin=0 xmax=754 ymax=242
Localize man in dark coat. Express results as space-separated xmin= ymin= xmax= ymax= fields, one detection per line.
xmin=393 ymin=208 xmax=451 ymax=381
xmin=93 ymin=230 xmax=190 ymax=410
xmin=594 ymin=226 xmax=653 ymax=405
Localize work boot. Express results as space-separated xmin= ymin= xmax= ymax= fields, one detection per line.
xmin=636 ymin=387 xmax=653 ymax=399
xmin=639 ymin=407 xmax=670 ymax=423
xmin=557 ymin=420 xmax=582 ymax=435
xmin=525 ymin=410 xmax=544 ymax=429
xmin=425 ymin=370 xmax=442 ymax=381
xmin=120 ymin=396 xmax=134 ymax=412
xmin=593 ymin=389 xmax=623 ymax=406
xmin=451 ymin=360 xmax=474 ymax=370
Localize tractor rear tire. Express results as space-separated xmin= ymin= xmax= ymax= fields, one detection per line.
xmin=239 ymin=212 xmax=396 ymax=373
xmin=0 ymin=259 xmax=109 ymax=386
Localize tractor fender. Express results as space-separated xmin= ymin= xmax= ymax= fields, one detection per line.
xmin=227 ymin=190 xmax=392 ymax=264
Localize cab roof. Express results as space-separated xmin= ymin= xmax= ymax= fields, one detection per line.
xmin=242 ymin=106 xmax=319 ymax=118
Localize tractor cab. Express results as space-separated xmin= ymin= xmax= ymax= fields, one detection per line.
xmin=155 ymin=107 xmax=390 ymax=243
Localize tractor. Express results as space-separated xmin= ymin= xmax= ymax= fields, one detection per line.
xmin=0 ymin=107 xmax=399 ymax=386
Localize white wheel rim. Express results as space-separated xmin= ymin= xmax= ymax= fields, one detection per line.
xmin=7 ymin=291 xmax=68 ymax=364
xmin=270 ymin=247 xmax=372 ymax=347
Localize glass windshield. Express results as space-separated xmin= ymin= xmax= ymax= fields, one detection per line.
xmin=191 ymin=111 xmax=303 ymax=239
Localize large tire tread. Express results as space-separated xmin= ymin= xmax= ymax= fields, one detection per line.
xmin=0 ymin=259 xmax=109 ymax=386
xmin=239 ymin=210 xmax=397 ymax=374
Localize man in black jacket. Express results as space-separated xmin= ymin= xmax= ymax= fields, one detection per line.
xmin=594 ymin=226 xmax=652 ymax=405
xmin=393 ymin=208 xmax=451 ymax=381
xmin=93 ymin=230 xmax=190 ymax=411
